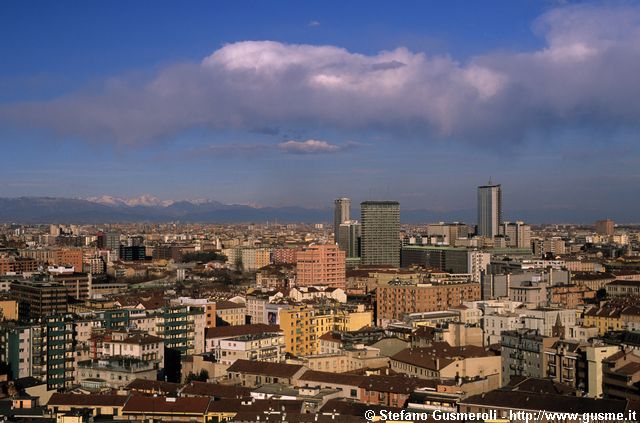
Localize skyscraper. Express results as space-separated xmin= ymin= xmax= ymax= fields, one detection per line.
xmin=338 ymin=221 xmax=361 ymax=258
xmin=360 ymin=201 xmax=400 ymax=267
xmin=333 ymin=198 xmax=351 ymax=242
xmin=477 ymin=183 xmax=502 ymax=238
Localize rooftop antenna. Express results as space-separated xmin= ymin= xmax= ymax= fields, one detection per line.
xmin=488 ymin=177 xmax=492 ymax=185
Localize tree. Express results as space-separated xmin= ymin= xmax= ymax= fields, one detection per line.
xmin=181 ymin=251 xmax=226 ymax=263
xmin=185 ymin=369 xmax=209 ymax=383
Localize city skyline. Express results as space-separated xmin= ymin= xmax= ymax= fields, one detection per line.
xmin=2 ymin=2 xmax=640 ymax=419
xmin=1 ymin=1 xmax=640 ymax=215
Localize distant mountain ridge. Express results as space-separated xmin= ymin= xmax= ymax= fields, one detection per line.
xmin=83 ymin=195 xmax=221 ymax=208
xmin=0 ymin=196 xmax=333 ymax=224
xmin=0 ymin=196 xmax=636 ymax=224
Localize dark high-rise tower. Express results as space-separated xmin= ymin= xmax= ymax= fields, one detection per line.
xmin=333 ymin=198 xmax=351 ymax=242
xmin=360 ymin=201 xmax=400 ymax=267
xmin=477 ymin=183 xmax=502 ymax=238
xmin=337 ymin=221 xmax=361 ymax=258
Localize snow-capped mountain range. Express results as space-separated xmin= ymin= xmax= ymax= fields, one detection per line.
xmin=0 ymin=196 xmax=333 ymax=223
xmin=83 ymin=195 xmax=217 ymax=208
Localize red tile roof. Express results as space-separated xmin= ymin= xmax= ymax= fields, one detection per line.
xmin=298 ymin=370 xmax=366 ymax=387
xmin=125 ymin=379 xmax=180 ymax=396
xmin=205 ymin=324 xmax=280 ymax=339
xmin=122 ymin=396 xmax=211 ymax=414
xmin=358 ymin=375 xmax=436 ymax=393
xmin=48 ymin=393 xmax=129 ymax=407
xmin=391 ymin=343 xmax=493 ymax=370
xmin=227 ymin=359 xmax=305 ymax=378
xmin=207 ymin=398 xmax=303 ymax=413
xmin=180 ymin=381 xmax=252 ymax=398
xmin=215 ymin=300 xmax=245 ymax=310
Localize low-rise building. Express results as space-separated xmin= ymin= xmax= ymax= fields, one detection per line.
xmin=121 ymin=395 xmax=214 ymax=422
xmin=521 ymin=308 xmax=576 ymax=338
xmin=245 ymin=291 xmax=285 ymax=324
xmin=46 ymin=393 xmax=128 ymax=418
xmin=483 ymin=313 xmax=523 ymax=346
xmin=226 ymin=359 xmax=307 ymax=388
xmin=602 ymin=349 xmax=640 ymax=403
xmin=215 ymin=300 xmax=246 ymax=326
xmin=508 ymin=280 xmax=548 ymax=307
xmin=288 ymin=286 xmax=347 ymax=303
xmin=500 ymin=329 xmax=558 ymax=386
xmin=583 ymin=305 xmax=625 ymax=335
xmin=290 ymin=347 xmax=389 ymax=373
xmin=390 ymin=342 xmax=501 ymax=388
xmin=101 ymin=331 xmax=164 ymax=365
xmin=549 ymin=284 xmax=596 ymax=308
xmin=606 ymin=280 xmax=640 ymax=297
xmin=217 ymin=332 xmax=285 ymax=365
xmin=204 ymin=324 xmax=280 ymax=354
xmin=572 ymin=272 xmax=616 ymax=291
xmin=459 ymin=388 xmax=631 ymax=423
xmin=77 ymin=358 xmax=157 ymax=390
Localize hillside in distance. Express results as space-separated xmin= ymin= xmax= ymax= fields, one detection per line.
xmin=0 ymin=197 xmax=330 ymax=224
xmin=0 ymin=197 xmax=635 ymax=224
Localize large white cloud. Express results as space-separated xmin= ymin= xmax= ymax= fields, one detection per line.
xmin=278 ymin=139 xmax=354 ymax=154
xmin=2 ymin=3 xmax=640 ymax=146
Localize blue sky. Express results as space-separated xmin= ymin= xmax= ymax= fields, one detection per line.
xmin=1 ymin=0 xmax=640 ymax=218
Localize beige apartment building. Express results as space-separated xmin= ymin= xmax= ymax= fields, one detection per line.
xmin=223 ymin=247 xmax=271 ymax=271
xmin=290 ymin=347 xmax=390 ymax=373
xmin=215 ymin=300 xmax=246 ymax=326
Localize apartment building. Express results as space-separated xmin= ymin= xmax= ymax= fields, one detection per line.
xmin=295 ymin=244 xmax=346 ymax=288
xmin=279 ymin=304 xmax=372 ymax=356
xmin=390 ymin=343 xmax=501 ymax=389
xmin=376 ymin=280 xmax=480 ymax=324
xmin=217 ymin=332 xmax=285 ymax=365
xmin=215 ymin=300 xmax=246 ymax=326
xmin=10 ymin=279 xmax=68 ymax=320
xmin=501 ymin=329 xmax=558 ymax=386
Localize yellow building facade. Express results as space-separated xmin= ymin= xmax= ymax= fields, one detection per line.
xmin=279 ymin=304 xmax=372 ymax=356
xmin=583 ymin=306 xmax=624 ymax=335
xmin=0 ymin=300 xmax=18 ymax=321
